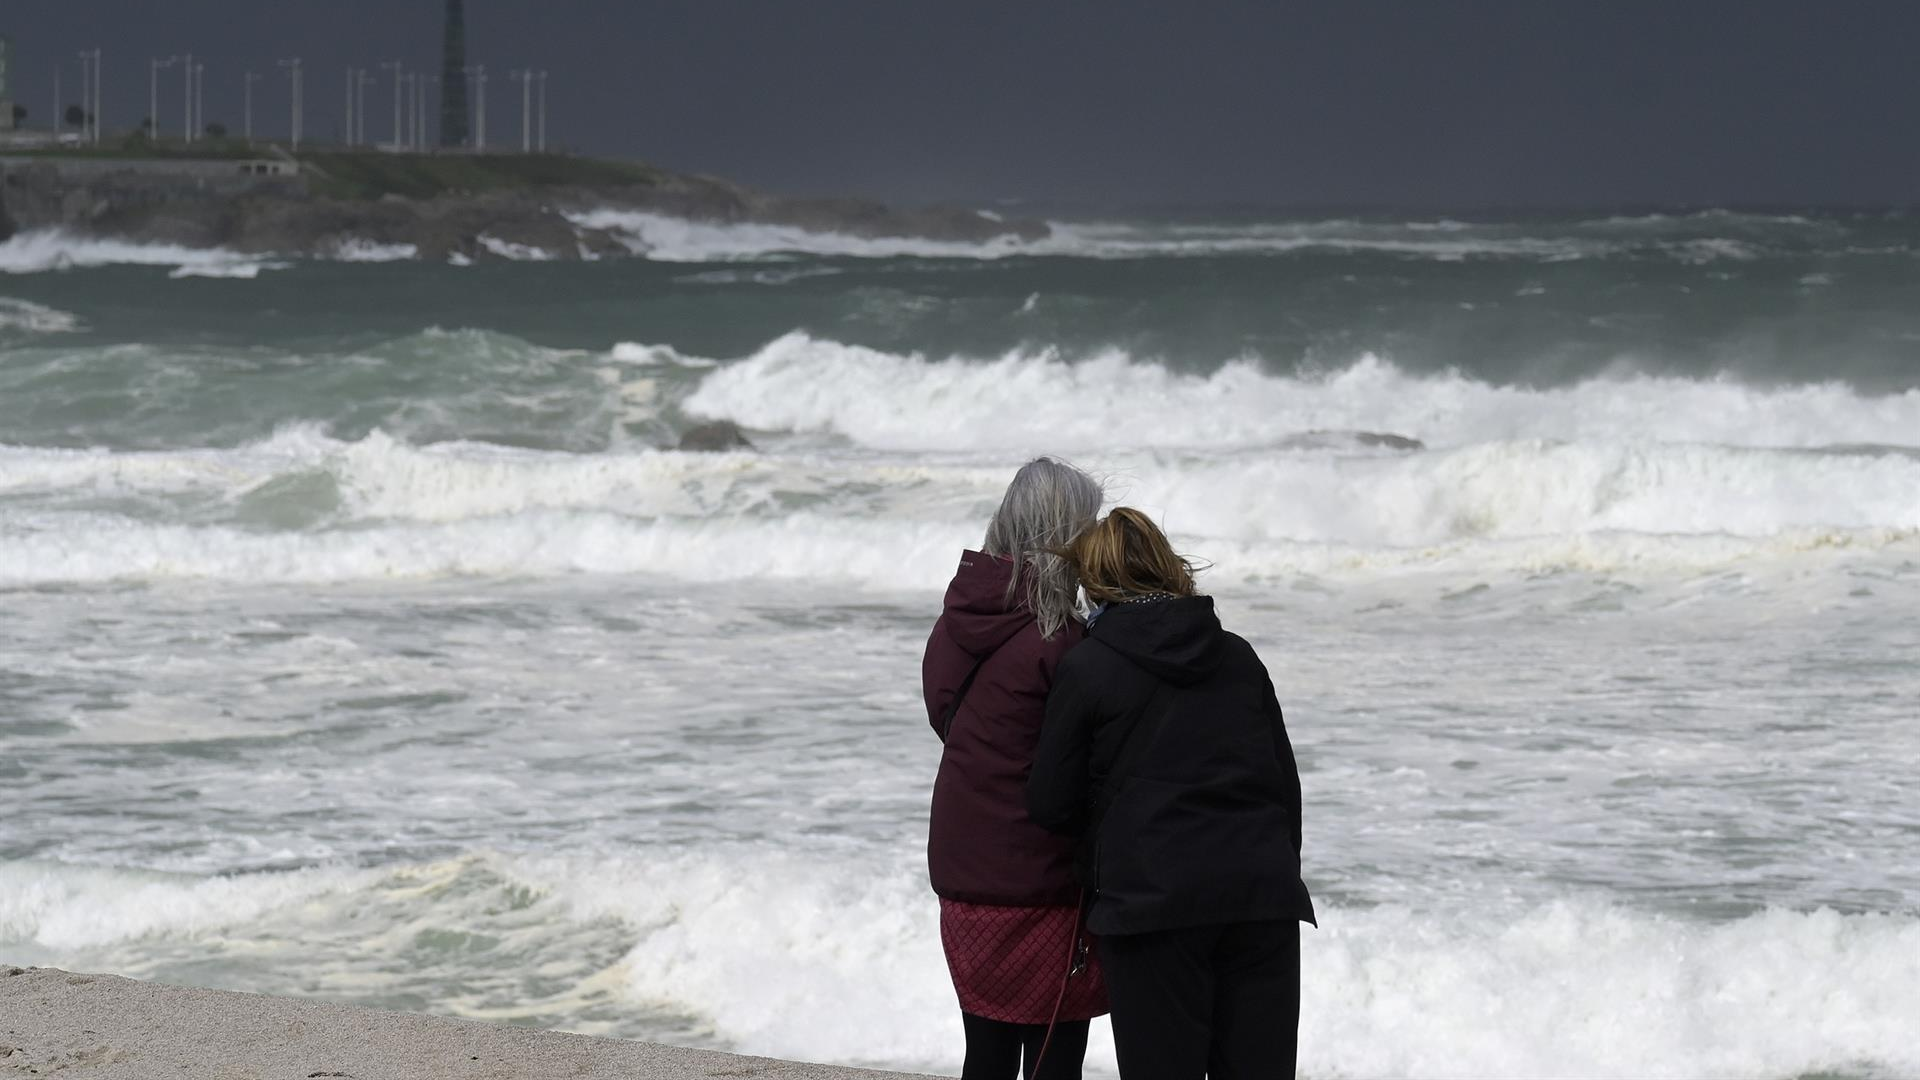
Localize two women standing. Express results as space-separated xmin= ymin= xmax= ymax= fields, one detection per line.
xmin=924 ymin=459 xmax=1109 ymax=1079
xmin=925 ymin=461 xmax=1314 ymax=1079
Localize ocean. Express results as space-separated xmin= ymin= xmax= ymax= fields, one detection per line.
xmin=1 ymin=210 xmax=1916 ymax=1078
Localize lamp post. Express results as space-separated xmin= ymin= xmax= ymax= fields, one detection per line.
xmin=75 ymin=52 xmax=91 ymax=144
xmin=358 ymin=70 xmax=375 ymax=145
xmin=536 ymin=70 xmax=547 ymax=153
xmin=194 ymin=62 xmax=205 ymax=141
xmin=278 ymin=58 xmax=303 ymax=149
xmin=510 ymin=69 xmax=532 ymax=153
xmin=150 ymin=56 xmax=179 ymax=143
xmin=415 ymin=73 xmax=437 ymax=153
xmin=182 ymin=54 xmax=201 ymax=141
xmin=181 ymin=53 xmax=195 ymax=142
xmin=463 ymin=65 xmax=486 ymax=151
xmin=244 ymin=71 xmax=260 ymax=145
xmin=344 ymin=67 xmax=356 ymax=146
xmin=77 ymin=49 xmax=102 ymax=144
xmin=381 ymin=60 xmax=403 ymax=149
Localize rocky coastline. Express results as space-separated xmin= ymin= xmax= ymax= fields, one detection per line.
xmin=0 ymin=151 xmax=1049 ymax=262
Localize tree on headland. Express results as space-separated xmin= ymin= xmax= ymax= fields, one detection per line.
xmin=64 ymin=104 xmax=92 ymax=129
xmin=10 ymin=104 xmax=24 ymax=126
xmin=205 ymin=122 xmax=228 ymax=139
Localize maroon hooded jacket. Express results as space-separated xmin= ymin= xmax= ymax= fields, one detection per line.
xmin=924 ymin=550 xmax=1084 ymax=907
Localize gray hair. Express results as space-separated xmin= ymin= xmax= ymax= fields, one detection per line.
xmin=982 ymin=457 xmax=1104 ymax=640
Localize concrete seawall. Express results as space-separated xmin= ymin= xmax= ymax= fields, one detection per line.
xmin=0 ymin=967 xmax=944 ymax=1080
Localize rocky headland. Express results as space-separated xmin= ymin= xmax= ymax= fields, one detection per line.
xmin=0 ymin=149 xmax=1049 ymax=261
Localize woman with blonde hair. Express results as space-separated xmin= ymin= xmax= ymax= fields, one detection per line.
xmin=924 ymin=458 xmax=1109 ymax=1079
xmin=1029 ymin=507 xmax=1315 ymax=1079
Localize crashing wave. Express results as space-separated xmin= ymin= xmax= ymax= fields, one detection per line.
xmin=3 ymin=421 xmax=1919 ymax=587
xmin=681 ymin=332 xmax=1920 ymax=452
xmin=0 ymin=297 xmax=83 ymax=333
xmin=0 ymin=228 xmax=283 ymax=277
xmin=3 ymin=854 xmax=1915 ymax=1077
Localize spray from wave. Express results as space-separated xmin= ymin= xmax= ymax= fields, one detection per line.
xmin=0 ymin=228 xmax=282 ymax=276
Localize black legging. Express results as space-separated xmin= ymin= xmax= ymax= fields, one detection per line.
xmin=960 ymin=1013 xmax=1090 ymax=1080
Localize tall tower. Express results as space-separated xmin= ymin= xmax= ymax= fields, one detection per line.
xmin=439 ymin=0 xmax=469 ymax=147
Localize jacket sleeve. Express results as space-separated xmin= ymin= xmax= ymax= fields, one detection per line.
xmin=1264 ymin=675 xmax=1304 ymax=859
xmin=1027 ymin=650 xmax=1097 ymax=835
xmin=922 ymin=620 xmax=960 ymax=742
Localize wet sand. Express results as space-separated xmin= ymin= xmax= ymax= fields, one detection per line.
xmin=0 ymin=966 xmax=940 ymax=1079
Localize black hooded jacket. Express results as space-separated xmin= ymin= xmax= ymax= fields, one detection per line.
xmin=1027 ymin=596 xmax=1316 ymax=936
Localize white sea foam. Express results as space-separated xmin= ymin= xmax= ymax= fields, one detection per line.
xmin=0 ymin=510 xmax=967 ymax=589
xmin=0 ymin=229 xmax=278 ymax=276
xmin=4 ymin=854 xmax=1914 ymax=1078
xmin=3 ymin=429 xmax=1918 ymax=588
xmin=12 ymin=429 xmax=1918 ymax=544
xmin=327 ymin=238 xmax=420 ymax=262
xmin=1300 ymin=900 xmax=1920 ymax=1079
xmin=564 ymin=210 xmax=1801 ymax=263
xmin=0 ymin=297 xmax=82 ymax=333
xmin=476 ymin=235 xmax=556 ymax=261
xmin=565 ymin=210 xmax=1038 ymax=262
xmin=683 ymin=332 xmax=1920 ymax=451
xmin=9 ymin=506 xmax=1914 ymax=588
xmin=1042 ymin=221 xmax=1606 ymax=261
xmin=0 ymin=860 xmax=377 ymax=952
xmin=168 ymin=260 xmax=286 ymax=279
xmin=608 ymin=342 xmax=719 ymax=368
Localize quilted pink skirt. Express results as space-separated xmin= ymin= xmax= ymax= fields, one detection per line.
xmin=939 ymin=898 xmax=1110 ymax=1023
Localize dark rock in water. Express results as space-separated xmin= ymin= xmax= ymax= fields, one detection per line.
xmin=1353 ymin=431 xmax=1425 ymax=451
xmin=677 ymin=421 xmax=754 ymax=452
xmin=1291 ymin=430 xmax=1427 ymax=452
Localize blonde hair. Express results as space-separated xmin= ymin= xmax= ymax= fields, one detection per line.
xmin=1061 ymin=507 xmax=1197 ymax=605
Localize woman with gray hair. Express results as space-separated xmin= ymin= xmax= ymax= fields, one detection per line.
xmin=923 ymin=457 xmax=1109 ymax=1079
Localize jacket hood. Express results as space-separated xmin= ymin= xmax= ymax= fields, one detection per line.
xmin=940 ymin=550 xmax=1033 ymax=656
xmin=1089 ymin=595 xmax=1225 ymax=685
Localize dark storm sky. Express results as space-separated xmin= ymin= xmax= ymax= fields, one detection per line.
xmin=5 ymin=1 xmax=1916 ymax=208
